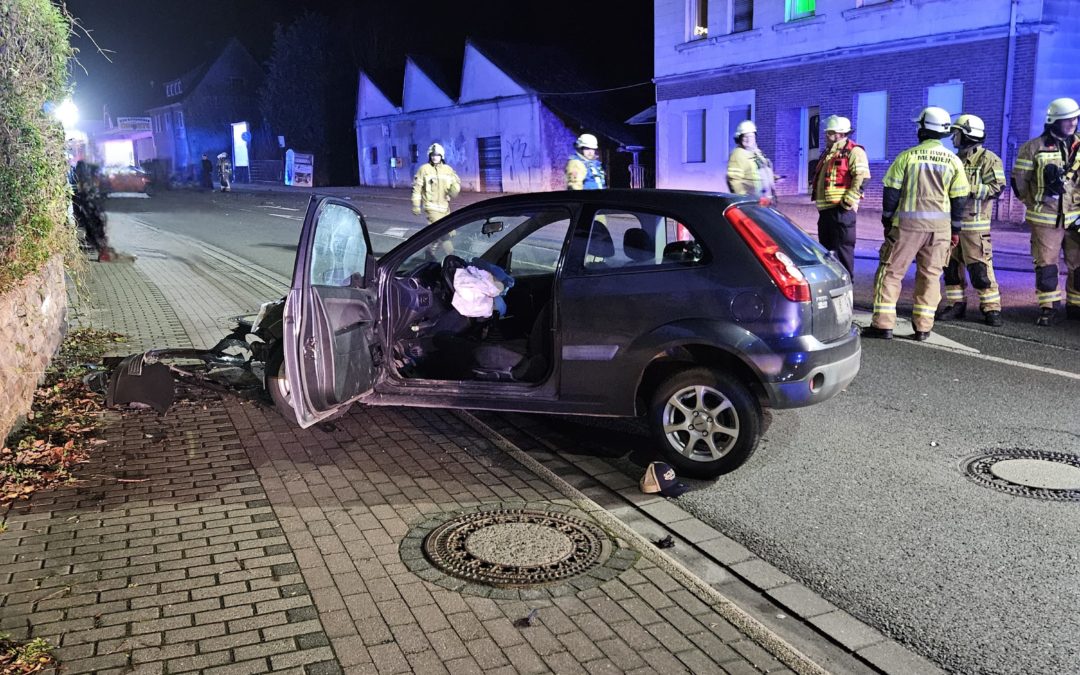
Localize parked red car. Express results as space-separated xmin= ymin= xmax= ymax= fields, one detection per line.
xmin=101 ymin=165 xmax=152 ymax=194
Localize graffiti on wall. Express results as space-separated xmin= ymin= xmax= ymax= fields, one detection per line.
xmin=504 ymin=136 xmax=538 ymax=189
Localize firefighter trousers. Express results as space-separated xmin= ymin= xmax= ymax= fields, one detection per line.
xmin=872 ymin=228 xmax=950 ymax=332
xmin=943 ymin=231 xmax=1000 ymax=312
xmin=1030 ymin=225 xmax=1080 ymax=308
xmin=817 ymin=206 xmax=857 ymax=279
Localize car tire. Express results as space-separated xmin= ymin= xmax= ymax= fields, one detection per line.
xmin=648 ymin=367 xmax=761 ymax=479
xmin=264 ymin=343 xmax=293 ymax=419
xmin=264 ymin=342 xmax=349 ymax=424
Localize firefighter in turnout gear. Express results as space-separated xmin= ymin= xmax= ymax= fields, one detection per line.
xmin=1011 ymin=97 xmax=1080 ymax=325
xmin=865 ymin=107 xmax=970 ymax=341
xmin=811 ymin=115 xmax=870 ymax=279
xmin=412 ymin=143 xmax=461 ymax=224
xmin=727 ymin=120 xmax=776 ymax=199
xmin=565 ymin=133 xmax=606 ymax=190
xmin=935 ymin=114 xmax=1007 ymax=326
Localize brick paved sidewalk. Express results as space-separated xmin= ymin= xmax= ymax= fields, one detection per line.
xmin=0 ymin=217 xmax=830 ymax=674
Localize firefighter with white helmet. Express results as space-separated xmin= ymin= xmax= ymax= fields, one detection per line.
xmin=566 ymin=133 xmax=606 ymax=190
xmin=811 ymin=114 xmax=871 ymax=278
xmin=216 ymin=152 xmax=231 ymax=192
xmin=935 ymin=113 xmax=1007 ymax=326
xmin=1011 ymin=97 xmax=1080 ymax=325
xmin=727 ymin=120 xmax=775 ymax=199
xmin=412 ymin=142 xmax=461 ymax=224
xmin=864 ymin=107 xmax=970 ymax=341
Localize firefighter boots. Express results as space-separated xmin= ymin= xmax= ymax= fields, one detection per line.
xmin=935 ymin=302 xmax=967 ymax=321
xmin=983 ymin=310 xmax=1003 ymax=327
xmin=1035 ymin=305 xmax=1057 ymax=327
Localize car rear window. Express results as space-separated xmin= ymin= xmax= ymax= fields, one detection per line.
xmin=733 ymin=204 xmax=829 ymax=266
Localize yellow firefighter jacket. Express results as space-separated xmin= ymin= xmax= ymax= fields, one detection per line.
xmin=882 ymin=139 xmax=970 ymax=233
xmin=956 ymin=145 xmax=1006 ymax=231
xmin=1012 ymin=131 xmax=1080 ymax=228
xmin=727 ymin=147 xmax=775 ymax=198
xmin=412 ymin=162 xmax=461 ymax=215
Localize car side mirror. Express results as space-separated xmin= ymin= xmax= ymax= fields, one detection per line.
xmin=482 ymin=219 xmax=504 ymax=236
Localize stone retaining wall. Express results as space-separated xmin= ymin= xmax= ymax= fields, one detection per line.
xmin=0 ymin=257 xmax=67 ymax=444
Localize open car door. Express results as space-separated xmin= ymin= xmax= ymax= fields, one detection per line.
xmin=283 ymin=197 xmax=381 ymax=427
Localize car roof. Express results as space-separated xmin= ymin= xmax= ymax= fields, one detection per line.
xmin=455 ymin=189 xmax=754 ymax=211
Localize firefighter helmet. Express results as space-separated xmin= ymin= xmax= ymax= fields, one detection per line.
xmin=824 ymin=115 xmax=852 ymax=134
xmin=575 ymin=133 xmax=599 ymax=150
xmin=1046 ymin=98 xmax=1080 ymax=124
xmin=734 ymin=120 xmax=757 ymax=139
xmin=913 ymin=106 xmax=952 ymax=133
xmin=952 ymin=114 xmax=986 ymax=140
xmin=428 ymin=143 xmax=445 ymax=158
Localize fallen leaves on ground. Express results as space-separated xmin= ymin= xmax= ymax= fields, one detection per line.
xmin=0 ymin=329 xmax=125 ymax=506
xmin=0 ymin=636 xmax=56 ymax=674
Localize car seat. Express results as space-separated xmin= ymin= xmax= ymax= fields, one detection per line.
xmin=623 ymin=228 xmax=655 ymax=263
xmin=586 ymin=220 xmax=615 ymax=267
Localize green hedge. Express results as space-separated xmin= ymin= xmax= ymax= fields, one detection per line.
xmin=0 ymin=0 xmax=73 ymax=293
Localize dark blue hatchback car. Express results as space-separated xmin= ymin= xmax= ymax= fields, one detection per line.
xmin=263 ymin=190 xmax=860 ymax=478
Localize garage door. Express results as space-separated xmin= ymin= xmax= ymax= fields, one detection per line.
xmin=478 ymin=136 xmax=503 ymax=192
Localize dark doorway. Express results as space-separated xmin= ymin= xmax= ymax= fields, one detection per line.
xmin=478 ymin=136 xmax=503 ymax=192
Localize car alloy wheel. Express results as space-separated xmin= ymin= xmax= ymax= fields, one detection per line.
xmin=649 ymin=368 xmax=761 ymax=479
xmin=662 ymin=384 xmax=740 ymax=460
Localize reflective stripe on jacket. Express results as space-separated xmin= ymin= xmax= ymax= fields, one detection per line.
xmin=1012 ymin=132 xmax=1080 ymax=228
xmin=412 ymin=162 xmax=461 ymax=214
xmin=882 ymin=139 xmax=970 ymax=232
xmin=811 ymin=139 xmax=870 ymax=210
xmin=566 ymin=154 xmax=606 ymax=190
xmin=957 ymin=145 xmax=1005 ymax=231
xmin=727 ymin=147 xmax=775 ymax=197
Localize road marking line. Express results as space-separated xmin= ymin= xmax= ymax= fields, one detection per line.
xmin=256 ymin=204 xmax=300 ymax=211
xmin=853 ymin=310 xmax=1080 ymax=381
xmin=853 ymin=311 xmax=978 ymax=352
xmin=267 ymin=213 xmax=301 ymax=220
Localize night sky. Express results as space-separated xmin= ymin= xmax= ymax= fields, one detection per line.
xmin=65 ymin=0 xmax=653 ymax=119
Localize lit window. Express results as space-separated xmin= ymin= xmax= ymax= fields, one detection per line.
xmin=684 ymin=110 xmax=706 ymax=163
xmin=174 ymin=111 xmax=184 ymax=129
xmin=732 ymin=0 xmax=753 ymax=32
xmin=165 ymin=80 xmax=182 ymax=97
xmin=927 ymin=82 xmax=963 ymax=152
xmin=855 ymin=91 xmax=888 ymax=161
xmin=786 ymin=0 xmax=815 ymax=21
xmin=689 ymin=0 xmax=709 ymax=39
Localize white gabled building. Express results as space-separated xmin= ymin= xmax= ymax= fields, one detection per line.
xmin=355 ymin=40 xmax=651 ymax=192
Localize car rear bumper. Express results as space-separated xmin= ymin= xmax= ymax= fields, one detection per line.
xmin=761 ymin=332 xmax=861 ymax=409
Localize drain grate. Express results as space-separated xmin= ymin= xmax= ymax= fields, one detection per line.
xmin=962 ymin=449 xmax=1080 ymax=501
xmin=422 ymin=508 xmax=609 ymax=587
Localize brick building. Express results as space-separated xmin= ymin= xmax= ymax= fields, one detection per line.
xmin=653 ymin=0 xmax=1080 ymax=212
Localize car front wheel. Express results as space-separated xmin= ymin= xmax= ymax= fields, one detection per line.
xmin=264 ymin=344 xmax=292 ymax=418
xmin=648 ymin=368 xmax=762 ymax=479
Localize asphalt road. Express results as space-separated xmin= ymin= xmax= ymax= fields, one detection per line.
xmin=107 ymin=187 xmax=1080 ymax=675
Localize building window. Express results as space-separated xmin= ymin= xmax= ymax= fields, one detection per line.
xmin=174 ymin=110 xmax=184 ymax=129
xmin=927 ymin=81 xmax=964 ymax=152
xmin=688 ymin=0 xmax=709 ymax=39
xmin=228 ymin=77 xmax=245 ymax=90
xmin=410 ymin=144 xmax=419 ymax=163
xmin=855 ymin=91 xmax=888 ymax=161
xmin=165 ymin=79 xmax=182 ymax=97
xmin=785 ymin=0 xmax=815 ymax=21
xmin=684 ymin=109 xmax=706 ymax=163
xmin=370 ymin=146 xmax=378 ymax=166
xmin=732 ymin=0 xmax=753 ymax=32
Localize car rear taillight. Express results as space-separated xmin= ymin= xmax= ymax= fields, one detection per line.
xmin=725 ymin=206 xmax=811 ymax=303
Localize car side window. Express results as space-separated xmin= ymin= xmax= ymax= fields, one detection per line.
xmin=583 ymin=210 xmax=707 ymax=271
xmin=309 ymin=203 xmax=368 ymax=287
xmin=394 ymin=207 xmax=571 ymax=274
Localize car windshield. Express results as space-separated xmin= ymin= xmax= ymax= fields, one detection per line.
xmin=733 ymin=203 xmax=830 ymax=266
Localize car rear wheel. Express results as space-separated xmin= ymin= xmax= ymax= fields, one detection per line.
xmin=648 ymin=367 xmax=761 ymax=479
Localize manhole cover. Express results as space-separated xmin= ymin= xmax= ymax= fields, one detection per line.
xmin=962 ymin=449 xmax=1080 ymax=501
xmin=422 ymin=508 xmax=609 ymax=587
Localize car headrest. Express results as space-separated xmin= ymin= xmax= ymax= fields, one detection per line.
xmin=623 ymin=228 xmax=655 ymax=262
xmin=587 ymin=220 xmax=615 ymax=258
xmin=663 ymin=240 xmax=704 ymax=263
